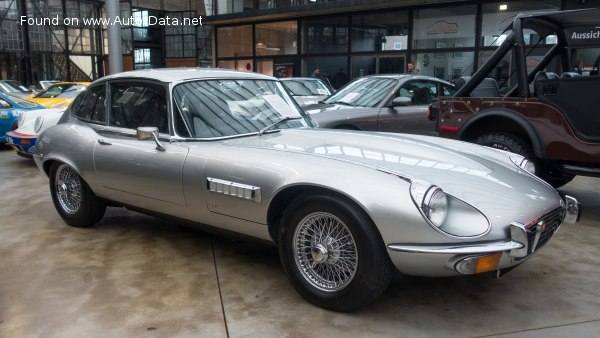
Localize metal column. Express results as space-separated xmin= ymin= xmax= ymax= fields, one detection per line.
xmin=105 ymin=0 xmax=122 ymax=74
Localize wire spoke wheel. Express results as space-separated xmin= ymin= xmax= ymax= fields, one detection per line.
xmin=293 ymin=212 xmax=358 ymax=292
xmin=55 ymin=164 xmax=83 ymax=214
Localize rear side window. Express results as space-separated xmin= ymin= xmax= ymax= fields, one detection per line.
xmin=72 ymin=84 xmax=106 ymax=123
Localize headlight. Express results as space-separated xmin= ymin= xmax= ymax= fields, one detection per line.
xmin=424 ymin=188 xmax=448 ymax=226
xmin=410 ymin=179 xmax=490 ymax=238
xmin=34 ymin=115 xmax=44 ymax=133
xmin=18 ymin=112 xmax=25 ymax=127
xmin=510 ymin=155 xmax=536 ymax=175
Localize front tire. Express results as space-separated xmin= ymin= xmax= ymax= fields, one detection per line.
xmin=474 ymin=133 xmax=574 ymax=188
xmin=49 ymin=162 xmax=106 ymax=227
xmin=278 ymin=194 xmax=392 ymax=312
xmin=474 ymin=132 xmax=533 ymax=158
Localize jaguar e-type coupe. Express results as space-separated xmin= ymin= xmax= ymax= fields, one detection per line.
xmin=32 ymin=69 xmax=580 ymax=312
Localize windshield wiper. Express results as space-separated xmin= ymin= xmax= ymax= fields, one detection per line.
xmin=258 ymin=116 xmax=302 ymax=136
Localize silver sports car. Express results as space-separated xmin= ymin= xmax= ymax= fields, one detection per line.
xmin=32 ymin=69 xmax=580 ymax=312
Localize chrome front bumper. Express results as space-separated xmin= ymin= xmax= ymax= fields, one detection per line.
xmin=387 ymin=195 xmax=580 ymax=276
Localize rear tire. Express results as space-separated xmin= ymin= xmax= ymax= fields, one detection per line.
xmin=49 ymin=162 xmax=106 ymax=227
xmin=278 ymin=193 xmax=392 ymax=312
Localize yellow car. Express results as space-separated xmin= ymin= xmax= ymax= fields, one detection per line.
xmin=28 ymin=82 xmax=89 ymax=108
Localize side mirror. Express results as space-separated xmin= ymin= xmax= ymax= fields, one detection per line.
xmin=392 ymin=96 xmax=412 ymax=107
xmin=137 ymin=126 xmax=166 ymax=151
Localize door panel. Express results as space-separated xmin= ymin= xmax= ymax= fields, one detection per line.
xmin=93 ymin=131 xmax=188 ymax=209
xmin=377 ymin=80 xmax=438 ymax=135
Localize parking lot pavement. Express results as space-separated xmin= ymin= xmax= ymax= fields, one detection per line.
xmin=1 ymin=144 xmax=599 ymax=338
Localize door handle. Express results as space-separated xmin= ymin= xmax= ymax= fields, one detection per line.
xmin=97 ymin=138 xmax=112 ymax=145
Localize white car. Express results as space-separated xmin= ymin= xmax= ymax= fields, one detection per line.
xmin=6 ymin=107 xmax=66 ymax=158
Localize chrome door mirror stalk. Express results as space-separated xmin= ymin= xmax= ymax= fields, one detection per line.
xmin=137 ymin=127 xmax=166 ymax=151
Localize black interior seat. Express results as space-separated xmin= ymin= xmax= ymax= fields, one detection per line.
xmin=532 ymin=71 xmax=549 ymax=97
xmin=470 ymin=78 xmax=500 ymax=97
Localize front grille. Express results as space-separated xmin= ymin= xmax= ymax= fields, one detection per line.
xmin=528 ymin=207 xmax=564 ymax=252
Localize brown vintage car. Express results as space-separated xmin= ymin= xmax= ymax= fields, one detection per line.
xmin=432 ymin=9 xmax=600 ymax=188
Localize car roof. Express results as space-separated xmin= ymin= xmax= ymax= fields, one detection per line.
xmin=100 ymin=68 xmax=276 ymax=83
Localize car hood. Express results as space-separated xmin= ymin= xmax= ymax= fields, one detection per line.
xmin=222 ymin=129 xmax=561 ymax=219
xmin=28 ymin=97 xmax=73 ymax=108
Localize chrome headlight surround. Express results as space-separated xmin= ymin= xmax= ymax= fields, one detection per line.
xmin=510 ymin=155 xmax=536 ymax=175
xmin=410 ymin=179 xmax=491 ymax=238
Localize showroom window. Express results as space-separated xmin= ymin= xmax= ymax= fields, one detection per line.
xmin=217 ymin=25 xmax=253 ymax=57
xmin=480 ymin=0 xmax=560 ymax=48
xmin=218 ymin=59 xmax=253 ymax=72
xmin=255 ymin=21 xmax=298 ymax=56
xmin=412 ymin=51 xmax=475 ymax=81
xmin=351 ymin=11 xmax=408 ymax=52
xmin=412 ymin=5 xmax=477 ymax=50
xmin=304 ymin=56 xmax=345 ymax=87
xmin=303 ymin=16 xmax=349 ymax=54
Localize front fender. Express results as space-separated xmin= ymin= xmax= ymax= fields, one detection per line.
xmin=458 ymin=108 xmax=544 ymax=158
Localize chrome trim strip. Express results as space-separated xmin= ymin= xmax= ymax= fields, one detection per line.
xmin=387 ymin=241 xmax=523 ymax=254
xmin=207 ymin=177 xmax=262 ymax=203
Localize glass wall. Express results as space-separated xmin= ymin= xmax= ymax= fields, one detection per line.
xmin=255 ymin=21 xmax=298 ymax=56
xmin=412 ymin=5 xmax=477 ymax=50
xmin=413 ymin=51 xmax=475 ymax=81
xmin=481 ymin=1 xmax=561 ymax=48
xmin=214 ymin=0 xmax=579 ymax=81
xmin=303 ymin=16 xmax=349 ymax=54
xmin=217 ymin=25 xmax=253 ymax=57
xmin=351 ymin=11 xmax=408 ymax=52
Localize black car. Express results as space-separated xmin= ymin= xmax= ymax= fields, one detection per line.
xmin=305 ymin=75 xmax=454 ymax=136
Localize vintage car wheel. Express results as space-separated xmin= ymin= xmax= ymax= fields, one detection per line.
xmin=49 ymin=162 xmax=106 ymax=227
xmin=278 ymin=194 xmax=392 ymax=312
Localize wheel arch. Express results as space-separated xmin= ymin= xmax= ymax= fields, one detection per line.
xmin=266 ymin=184 xmax=377 ymax=244
xmin=42 ymin=156 xmax=82 ymax=178
xmin=458 ymin=109 xmax=545 ymax=158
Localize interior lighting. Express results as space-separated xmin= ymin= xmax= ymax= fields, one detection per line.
xmin=499 ymin=4 xmax=508 ymax=11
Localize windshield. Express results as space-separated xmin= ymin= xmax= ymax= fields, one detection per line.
xmin=172 ymin=79 xmax=311 ymax=138
xmin=282 ymin=79 xmax=331 ymax=96
xmin=324 ymin=77 xmax=398 ymax=107
xmin=7 ymin=95 xmax=39 ymax=108
xmin=3 ymin=80 xmax=30 ymax=92
xmin=35 ymin=84 xmax=87 ymax=98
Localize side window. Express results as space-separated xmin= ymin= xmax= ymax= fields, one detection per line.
xmin=72 ymin=85 xmax=106 ymax=123
xmin=442 ymin=84 xmax=456 ymax=96
xmin=397 ymin=81 xmax=437 ymax=105
xmin=109 ymin=81 xmax=168 ymax=133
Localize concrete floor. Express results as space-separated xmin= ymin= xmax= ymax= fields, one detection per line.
xmin=1 ymin=143 xmax=599 ymax=338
